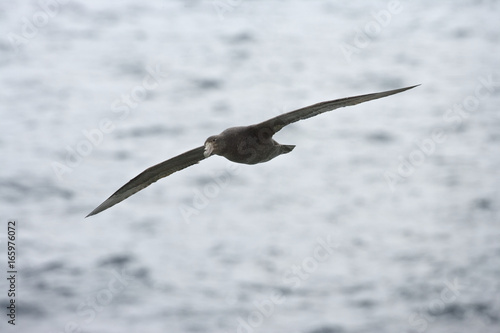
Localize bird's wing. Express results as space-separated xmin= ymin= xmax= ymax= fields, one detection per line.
xmin=256 ymin=85 xmax=419 ymax=134
xmin=86 ymin=145 xmax=206 ymax=217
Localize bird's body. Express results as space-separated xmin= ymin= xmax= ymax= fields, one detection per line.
xmin=86 ymin=85 xmax=419 ymax=217
xmin=205 ymin=125 xmax=295 ymax=165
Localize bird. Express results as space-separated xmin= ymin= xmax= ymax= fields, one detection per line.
xmin=86 ymin=85 xmax=418 ymax=217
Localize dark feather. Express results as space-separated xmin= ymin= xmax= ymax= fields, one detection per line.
xmin=86 ymin=85 xmax=419 ymax=217
xmin=256 ymin=85 xmax=419 ymax=133
xmin=86 ymin=146 xmax=206 ymax=217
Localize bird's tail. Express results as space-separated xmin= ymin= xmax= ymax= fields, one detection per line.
xmin=281 ymin=145 xmax=295 ymax=154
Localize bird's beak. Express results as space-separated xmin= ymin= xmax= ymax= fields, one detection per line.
xmin=204 ymin=142 xmax=214 ymax=157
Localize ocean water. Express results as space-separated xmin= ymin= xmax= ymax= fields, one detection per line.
xmin=1 ymin=0 xmax=499 ymax=332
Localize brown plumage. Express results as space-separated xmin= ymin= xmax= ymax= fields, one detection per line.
xmin=86 ymin=85 xmax=418 ymax=217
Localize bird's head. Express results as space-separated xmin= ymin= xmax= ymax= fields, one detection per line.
xmin=204 ymin=135 xmax=224 ymax=157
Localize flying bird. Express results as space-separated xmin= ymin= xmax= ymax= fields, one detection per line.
xmin=86 ymin=85 xmax=418 ymax=217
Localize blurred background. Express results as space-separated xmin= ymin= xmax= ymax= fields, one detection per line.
xmin=1 ymin=0 xmax=499 ymax=332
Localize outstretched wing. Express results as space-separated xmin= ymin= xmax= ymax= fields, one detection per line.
xmin=86 ymin=146 xmax=206 ymax=217
xmin=256 ymin=85 xmax=419 ymax=134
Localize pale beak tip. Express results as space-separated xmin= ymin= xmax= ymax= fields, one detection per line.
xmin=203 ymin=143 xmax=213 ymax=158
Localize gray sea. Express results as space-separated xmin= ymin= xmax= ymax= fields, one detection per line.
xmin=1 ymin=0 xmax=499 ymax=332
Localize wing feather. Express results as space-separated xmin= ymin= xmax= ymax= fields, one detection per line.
xmin=86 ymin=145 xmax=206 ymax=217
xmin=256 ymin=85 xmax=419 ymax=133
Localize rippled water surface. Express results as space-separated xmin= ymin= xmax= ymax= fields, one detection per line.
xmin=1 ymin=1 xmax=499 ymax=332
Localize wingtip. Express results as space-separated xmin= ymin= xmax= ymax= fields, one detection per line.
xmin=396 ymin=84 xmax=420 ymax=94
xmin=85 ymin=204 xmax=107 ymax=218
xmin=85 ymin=206 xmax=103 ymax=218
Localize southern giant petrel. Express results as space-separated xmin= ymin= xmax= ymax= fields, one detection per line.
xmin=86 ymin=85 xmax=418 ymax=217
